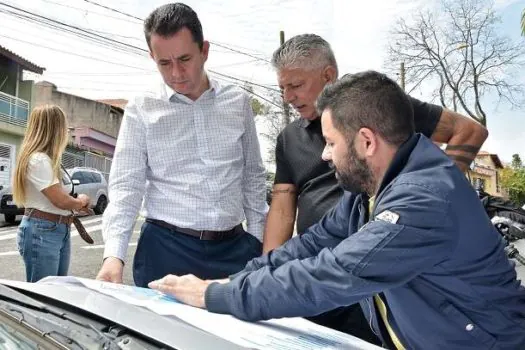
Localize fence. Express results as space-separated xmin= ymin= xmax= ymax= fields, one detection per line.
xmin=62 ymin=150 xmax=112 ymax=180
xmin=0 ymin=91 xmax=29 ymax=127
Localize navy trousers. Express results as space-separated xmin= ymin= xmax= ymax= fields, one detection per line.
xmin=133 ymin=221 xmax=262 ymax=287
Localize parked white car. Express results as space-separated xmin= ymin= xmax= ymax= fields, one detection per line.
xmin=67 ymin=167 xmax=108 ymax=214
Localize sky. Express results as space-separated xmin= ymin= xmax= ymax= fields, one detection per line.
xmin=0 ymin=0 xmax=523 ymax=164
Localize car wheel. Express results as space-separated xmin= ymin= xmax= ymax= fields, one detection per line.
xmin=4 ymin=214 xmax=16 ymax=223
xmin=94 ymin=195 xmax=108 ymax=215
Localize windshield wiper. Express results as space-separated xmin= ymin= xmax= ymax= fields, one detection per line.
xmin=0 ymin=296 xmax=122 ymax=349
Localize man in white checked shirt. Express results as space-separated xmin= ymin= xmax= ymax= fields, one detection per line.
xmin=96 ymin=3 xmax=267 ymax=287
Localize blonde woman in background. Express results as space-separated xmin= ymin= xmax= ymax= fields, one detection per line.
xmin=13 ymin=105 xmax=90 ymax=282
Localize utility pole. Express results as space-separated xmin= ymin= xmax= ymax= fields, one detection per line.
xmin=400 ymin=62 xmax=406 ymax=91
xmin=280 ymin=30 xmax=291 ymax=127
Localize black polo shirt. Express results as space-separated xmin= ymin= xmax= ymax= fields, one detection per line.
xmin=274 ymin=96 xmax=442 ymax=234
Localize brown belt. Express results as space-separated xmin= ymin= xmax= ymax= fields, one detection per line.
xmin=24 ymin=208 xmax=74 ymax=225
xmin=24 ymin=208 xmax=94 ymax=244
xmin=145 ymin=218 xmax=243 ymax=241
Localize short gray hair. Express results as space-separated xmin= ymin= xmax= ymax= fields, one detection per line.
xmin=272 ymin=34 xmax=338 ymax=77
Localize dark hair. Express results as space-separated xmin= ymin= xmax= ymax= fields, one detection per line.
xmin=316 ymin=71 xmax=414 ymax=146
xmin=144 ymin=3 xmax=204 ymax=49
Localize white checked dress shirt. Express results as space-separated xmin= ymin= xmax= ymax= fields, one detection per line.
xmin=102 ymin=77 xmax=268 ymax=262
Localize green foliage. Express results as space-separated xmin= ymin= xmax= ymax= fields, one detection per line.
xmin=250 ymin=97 xmax=270 ymax=116
xmin=500 ymin=154 xmax=525 ymax=205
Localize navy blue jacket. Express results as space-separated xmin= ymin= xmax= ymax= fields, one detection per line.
xmin=206 ymin=134 xmax=525 ymax=349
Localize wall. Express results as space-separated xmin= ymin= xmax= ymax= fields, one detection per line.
xmin=0 ymin=131 xmax=22 ymax=155
xmin=18 ymin=80 xmax=34 ymax=106
xmin=78 ymin=138 xmax=114 ymax=155
xmin=34 ymin=82 xmax=123 ymax=138
xmin=469 ymin=155 xmax=503 ymax=196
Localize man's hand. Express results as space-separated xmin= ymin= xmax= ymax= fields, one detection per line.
xmin=149 ymin=274 xmax=220 ymax=308
xmin=96 ymin=257 xmax=124 ymax=283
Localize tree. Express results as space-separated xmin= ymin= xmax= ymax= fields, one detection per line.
xmin=257 ymin=93 xmax=299 ymax=164
xmin=387 ymin=0 xmax=525 ymax=127
xmin=243 ymin=84 xmax=271 ymax=117
xmin=500 ymin=153 xmax=525 ymax=205
xmin=511 ymin=153 xmax=522 ymax=169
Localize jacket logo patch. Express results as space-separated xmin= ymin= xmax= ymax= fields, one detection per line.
xmin=375 ymin=210 xmax=399 ymax=224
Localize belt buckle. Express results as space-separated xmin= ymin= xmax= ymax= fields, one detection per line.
xmin=199 ymin=230 xmax=205 ymax=240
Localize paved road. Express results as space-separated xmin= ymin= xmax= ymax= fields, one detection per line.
xmin=2 ymin=215 xmax=525 ymax=286
xmin=0 ymin=214 xmax=142 ymax=285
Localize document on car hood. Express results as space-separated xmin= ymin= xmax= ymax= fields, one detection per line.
xmin=40 ymin=276 xmax=381 ymax=350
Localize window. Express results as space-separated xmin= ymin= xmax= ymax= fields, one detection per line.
xmin=91 ymin=172 xmax=102 ymax=183
xmin=82 ymin=172 xmax=97 ymax=184
xmin=473 ymin=177 xmax=486 ymax=191
xmin=71 ymin=172 xmax=87 ymax=184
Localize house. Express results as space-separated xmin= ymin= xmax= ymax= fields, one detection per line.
xmin=468 ymin=151 xmax=505 ymax=197
xmin=34 ymin=81 xmax=124 ymax=143
xmin=0 ymin=45 xmax=44 ymax=189
xmin=33 ymin=82 xmax=126 ymax=178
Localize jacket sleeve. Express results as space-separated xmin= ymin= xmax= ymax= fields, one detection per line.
xmin=207 ymin=183 xmax=458 ymax=321
xmin=231 ymin=193 xmax=357 ymax=278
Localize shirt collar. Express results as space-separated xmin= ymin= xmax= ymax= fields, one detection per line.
xmin=299 ymin=116 xmax=321 ymax=128
xmin=164 ymin=74 xmax=219 ymax=103
xmin=375 ymin=133 xmax=419 ymax=196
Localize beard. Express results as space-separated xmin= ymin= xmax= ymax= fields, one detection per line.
xmin=335 ymin=144 xmax=374 ymax=194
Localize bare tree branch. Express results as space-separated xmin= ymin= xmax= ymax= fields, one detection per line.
xmin=385 ymin=0 xmax=525 ymax=127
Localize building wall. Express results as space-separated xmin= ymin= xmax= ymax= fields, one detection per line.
xmin=18 ymin=80 xmax=34 ymax=105
xmin=0 ymin=132 xmax=21 ymax=188
xmin=468 ymin=155 xmax=504 ymax=197
xmin=34 ymin=82 xmax=123 ymax=138
xmin=77 ymin=138 xmax=115 ymax=156
xmin=0 ymin=131 xmax=22 ymax=155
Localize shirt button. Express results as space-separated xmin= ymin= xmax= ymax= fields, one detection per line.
xmin=465 ymin=324 xmax=474 ymax=331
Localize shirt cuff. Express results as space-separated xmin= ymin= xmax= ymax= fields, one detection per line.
xmin=246 ymin=221 xmax=265 ymax=241
xmin=205 ymin=282 xmax=235 ymax=315
xmin=103 ymin=237 xmax=128 ymax=263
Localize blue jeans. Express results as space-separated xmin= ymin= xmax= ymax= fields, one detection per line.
xmin=133 ymin=221 xmax=262 ymax=287
xmin=16 ymin=216 xmax=71 ymax=282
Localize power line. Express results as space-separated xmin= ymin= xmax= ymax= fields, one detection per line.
xmin=240 ymin=86 xmax=282 ymax=109
xmin=79 ymin=0 xmax=271 ymax=63
xmin=82 ymin=0 xmax=142 ymax=21
xmin=0 ymin=34 xmax=150 ymax=70
xmin=211 ymin=42 xmax=270 ymax=63
xmin=0 ymin=2 xmax=146 ymax=54
xmin=46 ymin=71 xmax=157 ymax=76
xmin=0 ymin=20 xmax=148 ymax=64
xmin=212 ymin=76 xmax=282 ymax=110
xmin=41 ymin=0 xmax=142 ymax=24
xmin=0 ymin=1 xmax=279 ymax=96
xmin=209 ymin=70 xmax=280 ymax=93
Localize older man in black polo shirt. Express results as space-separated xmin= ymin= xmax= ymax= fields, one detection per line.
xmin=263 ymin=34 xmax=488 ymax=343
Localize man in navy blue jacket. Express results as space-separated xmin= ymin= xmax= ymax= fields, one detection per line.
xmin=150 ymin=71 xmax=525 ymax=349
